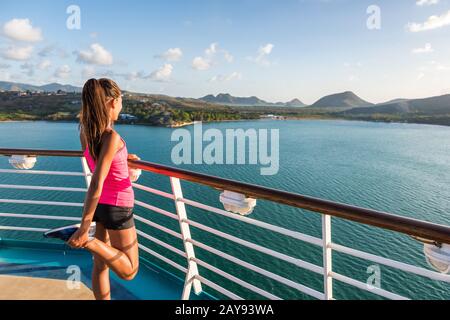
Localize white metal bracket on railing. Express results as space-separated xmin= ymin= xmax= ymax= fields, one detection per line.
xmin=322 ymin=215 xmax=333 ymax=300
xmin=170 ymin=177 xmax=203 ymax=299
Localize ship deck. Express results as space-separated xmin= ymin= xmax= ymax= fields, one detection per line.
xmin=0 ymin=275 xmax=94 ymax=300
xmin=0 ymin=239 xmax=214 ymax=300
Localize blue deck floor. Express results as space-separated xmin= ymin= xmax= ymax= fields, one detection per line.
xmin=0 ymin=239 xmax=214 ymax=300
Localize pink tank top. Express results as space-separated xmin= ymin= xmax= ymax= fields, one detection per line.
xmin=83 ymin=137 xmax=135 ymax=207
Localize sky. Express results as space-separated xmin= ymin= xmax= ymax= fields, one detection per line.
xmin=0 ymin=0 xmax=449 ymax=104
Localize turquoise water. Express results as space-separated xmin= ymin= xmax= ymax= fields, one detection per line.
xmin=0 ymin=120 xmax=450 ymax=300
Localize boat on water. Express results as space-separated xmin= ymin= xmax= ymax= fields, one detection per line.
xmin=0 ymin=147 xmax=449 ymax=300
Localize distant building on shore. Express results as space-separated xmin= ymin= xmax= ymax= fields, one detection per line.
xmin=119 ymin=114 xmax=138 ymax=124
xmin=260 ymin=114 xmax=286 ymax=120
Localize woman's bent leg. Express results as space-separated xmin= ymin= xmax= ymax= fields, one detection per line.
xmin=85 ymin=226 xmax=139 ymax=281
xmin=91 ymin=223 xmax=111 ymax=300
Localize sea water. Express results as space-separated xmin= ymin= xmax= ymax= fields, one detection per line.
xmin=1 ymin=119 xmax=449 ymax=300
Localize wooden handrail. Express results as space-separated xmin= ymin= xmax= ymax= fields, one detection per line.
xmin=0 ymin=148 xmax=83 ymax=158
xmin=1 ymin=147 xmax=450 ymax=244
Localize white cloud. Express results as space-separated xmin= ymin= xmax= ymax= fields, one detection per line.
xmin=209 ymin=71 xmax=242 ymax=82
xmin=155 ymin=48 xmax=183 ymax=62
xmin=1 ymin=45 xmax=33 ymax=61
xmin=412 ymin=43 xmax=434 ymax=54
xmin=259 ymin=43 xmax=274 ymax=56
xmin=248 ymin=43 xmax=274 ymax=66
xmin=54 ymin=65 xmax=71 ymax=78
xmin=0 ymin=63 xmax=11 ymax=69
xmin=224 ymin=51 xmax=234 ymax=63
xmin=192 ymin=56 xmax=211 ymax=70
xmin=417 ymin=72 xmax=425 ymax=80
xmin=2 ymin=18 xmax=42 ymax=42
xmin=150 ymin=63 xmax=173 ymax=81
xmin=416 ymin=0 xmax=439 ymax=6
xmin=37 ymin=59 xmax=51 ymax=70
xmin=76 ymin=43 xmax=113 ymax=65
xmin=206 ymin=43 xmax=219 ymax=57
xmin=192 ymin=43 xmax=233 ymax=71
xmin=407 ymin=10 xmax=450 ymax=32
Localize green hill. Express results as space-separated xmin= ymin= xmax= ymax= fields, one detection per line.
xmin=0 ymin=81 xmax=81 ymax=93
xmin=311 ymin=91 xmax=374 ymax=109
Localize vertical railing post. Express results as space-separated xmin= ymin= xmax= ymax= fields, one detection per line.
xmin=80 ymin=156 xmax=92 ymax=188
xmin=170 ymin=177 xmax=203 ymax=300
xmin=322 ymin=214 xmax=333 ymax=300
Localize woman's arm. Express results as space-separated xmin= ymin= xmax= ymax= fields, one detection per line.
xmin=68 ymin=131 xmax=121 ymax=247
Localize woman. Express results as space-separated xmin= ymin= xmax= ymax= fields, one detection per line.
xmin=45 ymin=78 xmax=140 ymax=300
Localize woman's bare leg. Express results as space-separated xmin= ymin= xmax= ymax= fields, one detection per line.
xmin=84 ymin=226 xmax=139 ymax=281
xmin=91 ymin=223 xmax=111 ymax=300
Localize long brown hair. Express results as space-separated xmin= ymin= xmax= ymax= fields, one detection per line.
xmin=78 ymin=78 xmax=121 ymax=161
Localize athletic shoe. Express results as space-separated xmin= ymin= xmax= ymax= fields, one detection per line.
xmin=44 ymin=222 xmax=96 ymax=243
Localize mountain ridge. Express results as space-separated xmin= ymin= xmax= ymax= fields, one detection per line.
xmin=341 ymin=94 xmax=450 ymax=116
xmin=199 ymin=93 xmax=306 ymax=107
xmin=2 ymin=81 xmax=449 ymax=117
xmin=0 ymin=81 xmax=81 ymax=93
xmin=310 ymin=91 xmax=374 ymax=109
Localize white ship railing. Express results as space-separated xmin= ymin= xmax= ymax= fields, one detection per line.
xmin=0 ymin=148 xmax=450 ymax=300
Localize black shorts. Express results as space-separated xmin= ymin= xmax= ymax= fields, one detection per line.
xmin=93 ymin=203 xmax=135 ymax=230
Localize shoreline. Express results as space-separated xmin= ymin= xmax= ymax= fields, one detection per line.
xmin=1 ymin=117 xmax=450 ymax=129
xmin=0 ymin=120 xmax=36 ymax=122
